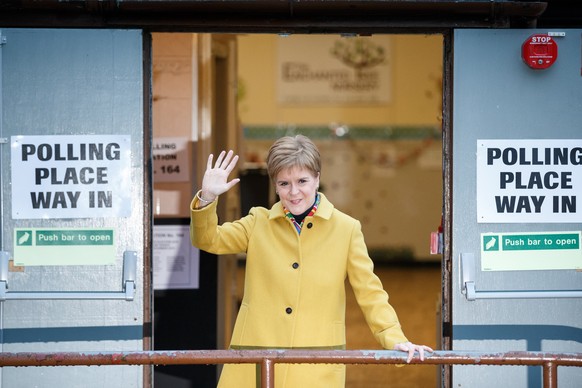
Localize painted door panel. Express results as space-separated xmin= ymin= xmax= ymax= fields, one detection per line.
xmin=0 ymin=28 xmax=146 ymax=388
xmin=452 ymin=29 xmax=582 ymax=388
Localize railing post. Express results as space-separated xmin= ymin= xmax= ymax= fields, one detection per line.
xmin=261 ymin=358 xmax=274 ymax=388
xmin=543 ymin=361 xmax=557 ymax=388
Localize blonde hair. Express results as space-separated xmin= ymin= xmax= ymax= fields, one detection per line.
xmin=266 ymin=135 xmax=321 ymax=182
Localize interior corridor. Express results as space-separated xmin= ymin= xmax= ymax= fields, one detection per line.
xmin=237 ymin=263 xmax=442 ymax=387
xmin=345 ymin=264 xmax=441 ymax=388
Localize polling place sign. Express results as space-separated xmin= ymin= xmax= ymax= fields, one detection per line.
xmin=477 ymin=139 xmax=582 ymax=223
xmin=11 ymin=135 xmax=132 ymax=219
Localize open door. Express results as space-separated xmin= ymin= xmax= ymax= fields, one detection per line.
xmin=151 ymin=33 xmax=240 ymax=387
xmin=451 ymin=29 xmax=582 ymax=387
xmin=0 ymin=29 xmax=149 ymax=388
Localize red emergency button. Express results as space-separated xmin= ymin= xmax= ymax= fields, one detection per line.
xmin=521 ymin=34 xmax=558 ymax=70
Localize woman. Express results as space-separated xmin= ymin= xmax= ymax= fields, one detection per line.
xmin=190 ymin=135 xmax=433 ymax=388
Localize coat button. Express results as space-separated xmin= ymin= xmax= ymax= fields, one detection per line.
xmin=292 ymin=262 xmax=299 ymax=269
xmin=306 ymin=222 xmax=313 ymax=229
xmin=286 ymin=307 xmax=293 ymax=314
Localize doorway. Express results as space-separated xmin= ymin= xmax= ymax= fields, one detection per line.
xmin=151 ymin=32 xmax=444 ymax=388
xmin=237 ymin=33 xmax=443 ymax=388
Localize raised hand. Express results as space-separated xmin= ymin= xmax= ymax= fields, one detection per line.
xmin=200 ymin=150 xmax=240 ymax=202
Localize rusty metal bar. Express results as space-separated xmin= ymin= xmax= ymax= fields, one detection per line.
xmin=0 ymin=350 xmax=581 ymax=368
xmin=261 ymin=357 xmax=274 ymax=388
xmin=543 ymin=361 xmax=557 ymax=388
xmin=0 ymin=350 xmax=580 ymax=387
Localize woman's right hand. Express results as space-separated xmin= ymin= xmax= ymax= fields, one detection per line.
xmin=199 ymin=150 xmax=240 ymax=202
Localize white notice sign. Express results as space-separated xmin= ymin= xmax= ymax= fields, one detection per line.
xmin=152 ymin=136 xmax=190 ymax=182
xmin=11 ymin=135 xmax=132 ymax=219
xmin=153 ymin=224 xmax=199 ymax=290
xmin=477 ymin=139 xmax=582 ymax=223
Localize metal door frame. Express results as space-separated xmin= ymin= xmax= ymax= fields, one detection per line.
xmin=1 ymin=4 xmax=563 ymax=388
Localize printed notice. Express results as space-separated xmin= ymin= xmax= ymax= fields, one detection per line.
xmin=153 ymin=225 xmax=199 ymax=290
xmin=153 ymin=137 xmax=190 ymax=182
xmin=14 ymin=228 xmax=116 ymax=266
xmin=481 ymin=231 xmax=582 ymax=271
xmin=476 ymin=139 xmax=582 ymax=223
xmin=11 ymin=135 xmax=132 ymax=219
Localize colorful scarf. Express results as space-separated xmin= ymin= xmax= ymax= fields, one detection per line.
xmin=283 ymin=193 xmax=320 ymax=234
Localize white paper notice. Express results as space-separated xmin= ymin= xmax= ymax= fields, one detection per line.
xmin=152 ymin=137 xmax=190 ymax=183
xmin=11 ymin=135 xmax=132 ymax=219
xmin=476 ymin=139 xmax=582 ymax=223
xmin=153 ymin=224 xmax=199 ymax=290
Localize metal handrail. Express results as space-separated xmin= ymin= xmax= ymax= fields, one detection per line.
xmin=1 ymin=350 xmax=581 ymax=388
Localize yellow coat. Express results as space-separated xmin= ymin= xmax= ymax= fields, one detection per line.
xmin=190 ymin=192 xmax=408 ymax=388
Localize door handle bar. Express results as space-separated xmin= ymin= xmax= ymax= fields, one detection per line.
xmin=460 ymin=253 xmax=582 ymax=301
xmin=0 ymin=251 xmax=137 ymax=301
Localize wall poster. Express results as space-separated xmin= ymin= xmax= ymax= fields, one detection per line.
xmin=277 ymin=35 xmax=391 ymax=104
